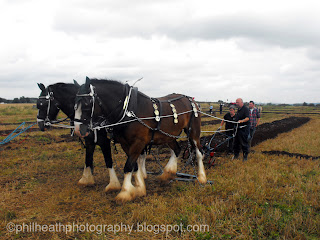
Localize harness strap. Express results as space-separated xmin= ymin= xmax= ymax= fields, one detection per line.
xmin=148 ymin=98 xmax=163 ymax=154
xmin=159 ymin=95 xmax=185 ymax=103
xmin=185 ymin=97 xmax=199 ymax=138
xmin=186 ymin=109 xmax=195 ymax=139
xmin=79 ymin=137 xmax=86 ymax=148
xmin=169 ymin=103 xmax=178 ymax=124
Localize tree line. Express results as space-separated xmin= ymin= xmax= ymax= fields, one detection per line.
xmin=0 ymin=96 xmax=37 ymax=104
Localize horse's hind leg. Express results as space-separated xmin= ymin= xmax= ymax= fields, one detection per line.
xmin=188 ymin=117 xmax=207 ymax=184
xmin=191 ymin=138 xmax=207 ymax=184
xmin=134 ymin=154 xmax=147 ymax=197
xmin=96 ymin=132 xmax=121 ymax=193
xmin=137 ymin=150 xmax=147 ymax=179
xmin=158 ymin=140 xmax=181 ymax=183
xmin=78 ymin=135 xmax=95 ymax=186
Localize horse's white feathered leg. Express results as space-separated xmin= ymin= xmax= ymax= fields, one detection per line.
xmin=158 ymin=149 xmax=177 ymax=182
xmin=194 ymin=140 xmax=207 ymax=184
xmin=115 ymin=172 xmax=136 ymax=203
xmin=78 ymin=166 xmax=95 ymax=186
xmin=140 ymin=153 xmax=147 ymax=179
xmin=105 ymin=167 xmax=121 ymax=192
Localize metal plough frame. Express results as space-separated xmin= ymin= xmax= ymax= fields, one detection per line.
xmin=201 ymin=129 xmax=234 ymax=168
xmin=146 ymin=143 xmax=214 ymax=185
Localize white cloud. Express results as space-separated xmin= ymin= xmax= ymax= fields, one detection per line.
xmin=0 ymin=0 xmax=319 ymax=103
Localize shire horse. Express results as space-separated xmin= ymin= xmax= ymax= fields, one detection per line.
xmin=36 ymin=83 xmax=121 ymax=192
xmin=74 ymin=77 xmax=207 ymax=203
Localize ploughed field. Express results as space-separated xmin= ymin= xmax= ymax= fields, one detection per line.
xmin=0 ymin=104 xmax=320 ymax=240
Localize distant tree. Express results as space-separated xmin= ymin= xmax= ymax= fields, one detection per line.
xmin=279 ymin=104 xmax=290 ymax=107
xmin=308 ymin=103 xmax=315 ymax=106
xmin=12 ymin=98 xmax=20 ymax=103
xmin=302 ymin=102 xmax=308 ymax=106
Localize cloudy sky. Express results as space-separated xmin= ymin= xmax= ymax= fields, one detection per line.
xmin=1 ymin=0 xmax=319 ymax=103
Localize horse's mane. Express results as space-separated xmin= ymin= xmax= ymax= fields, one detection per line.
xmin=90 ymin=78 xmax=151 ymax=99
xmin=48 ymin=83 xmax=79 ymax=99
xmin=90 ymin=78 xmax=124 ymax=87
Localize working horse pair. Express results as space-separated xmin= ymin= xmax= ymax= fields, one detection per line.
xmin=37 ymin=78 xmax=207 ymax=202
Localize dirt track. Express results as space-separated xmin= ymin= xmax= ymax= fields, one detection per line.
xmin=262 ymin=150 xmax=320 ymax=160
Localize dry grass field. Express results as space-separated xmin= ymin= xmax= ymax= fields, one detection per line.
xmin=0 ymin=104 xmax=319 ymax=239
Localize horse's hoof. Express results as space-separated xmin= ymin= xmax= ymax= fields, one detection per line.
xmin=78 ymin=177 xmax=95 ymax=186
xmin=105 ymin=183 xmax=121 ymax=193
xmin=135 ymin=186 xmax=146 ymax=197
xmin=197 ymin=175 xmax=207 ymax=184
xmin=115 ymin=190 xmax=136 ymax=203
xmin=158 ymin=171 xmax=176 ymax=183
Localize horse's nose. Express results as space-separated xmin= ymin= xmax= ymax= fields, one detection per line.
xmin=80 ymin=124 xmax=89 ymax=137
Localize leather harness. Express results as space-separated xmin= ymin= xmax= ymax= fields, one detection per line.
xmin=147 ymin=95 xmax=198 ymax=153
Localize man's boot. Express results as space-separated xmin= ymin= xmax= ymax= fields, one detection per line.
xmin=243 ymin=152 xmax=248 ymax=161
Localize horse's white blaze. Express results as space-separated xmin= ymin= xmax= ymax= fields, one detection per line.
xmin=137 ymin=153 xmax=147 ymax=179
xmin=74 ymin=102 xmax=82 ymax=135
xmin=164 ymin=149 xmax=178 ymax=174
xmin=105 ymin=167 xmax=121 ymax=192
xmin=115 ymin=172 xmax=136 ymax=202
xmin=194 ymin=140 xmax=207 ymax=184
xmin=78 ymin=166 xmax=95 ymax=186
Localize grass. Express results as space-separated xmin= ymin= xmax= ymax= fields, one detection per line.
xmin=0 ymin=104 xmax=319 ymax=239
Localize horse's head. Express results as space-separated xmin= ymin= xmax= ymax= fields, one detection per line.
xmin=74 ymin=77 xmax=129 ymax=137
xmin=74 ymin=77 xmax=93 ymax=137
xmin=36 ymin=83 xmax=60 ymax=131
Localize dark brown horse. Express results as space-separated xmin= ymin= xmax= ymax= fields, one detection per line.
xmin=74 ymin=77 xmax=207 ymax=202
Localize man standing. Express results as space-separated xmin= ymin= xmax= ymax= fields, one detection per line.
xmin=209 ymin=105 xmax=213 ymax=114
xmin=220 ymin=105 xmax=236 ymax=154
xmin=248 ymin=101 xmax=261 ymax=147
xmin=234 ymin=98 xmax=250 ymax=161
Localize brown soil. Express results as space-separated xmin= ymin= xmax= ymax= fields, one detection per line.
xmin=262 ymin=150 xmax=320 ymax=160
xmin=198 ymin=117 xmax=310 ymax=154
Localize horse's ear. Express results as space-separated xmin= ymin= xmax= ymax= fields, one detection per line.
xmin=73 ymin=79 xmax=80 ymax=88
xmin=85 ymin=76 xmax=91 ymax=86
xmin=37 ymin=83 xmax=46 ymax=91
